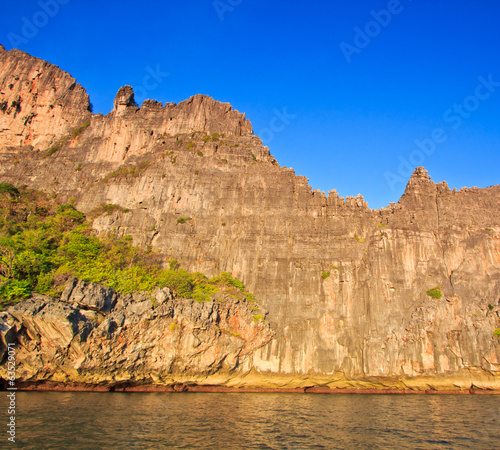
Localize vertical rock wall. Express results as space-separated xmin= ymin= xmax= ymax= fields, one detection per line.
xmin=1 ymin=46 xmax=499 ymax=390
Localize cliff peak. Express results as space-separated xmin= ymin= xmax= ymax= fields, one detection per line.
xmin=403 ymin=166 xmax=432 ymax=192
xmin=113 ymin=85 xmax=137 ymax=114
xmin=0 ymin=45 xmax=91 ymax=149
xmin=411 ymin=166 xmax=430 ymax=180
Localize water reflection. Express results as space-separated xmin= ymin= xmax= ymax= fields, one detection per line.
xmin=0 ymin=392 xmax=499 ymax=449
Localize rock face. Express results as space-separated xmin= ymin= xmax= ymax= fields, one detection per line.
xmin=0 ymin=280 xmax=273 ymax=388
xmin=1 ymin=47 xmax=500 ymax=391
xmin=0 ymin=46 xmax=91 ymax=150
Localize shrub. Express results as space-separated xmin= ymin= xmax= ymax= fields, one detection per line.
xmin=89 ymin=203 xmax=130 ymax=218
xmin=494 ymin=328 xmax=500 ymax=339
xmin=168 ymin=258 xmax=180 ymax=271
xmin=176 ymin=217 xmax=192 ymax=224
xmin=209 ymin=272 xmax=245 ymax=291
xmin=251 ymin=153 xmax=257 ymax=161
xmin=0 ymin=279 xmax=31 ymax=303
xmin=197 ymin=151 xmax=203 ymax=157
xmin=321 ymin=271 xmax=331 ymax=279
xmin=45 ymin=145 xmax=60 ymax=157
xmin=354 ymin=233 xmax=364 ymax=243
xmin=0 ymin=183 xmax=20 ymax=199
xmin=104 ymin=162 xmax=150 ymax=181
xmin=426 ymin=287 xmax=443 ymax=299
xmin=186 ymin=140 xmax=195 ymax=151
xmin=71 ymin=120 xmax=91 ymax=138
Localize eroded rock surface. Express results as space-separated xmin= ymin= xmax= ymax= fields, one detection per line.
xmin=1 ymin=46 xmax=500 ymax=391
xmin=0 ymin=281 xmax=273 ymax=388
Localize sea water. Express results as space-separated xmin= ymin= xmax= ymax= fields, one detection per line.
xmin=1 ymin=392 xmax=499 ymax=449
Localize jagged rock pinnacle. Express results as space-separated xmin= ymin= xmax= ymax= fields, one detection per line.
xmin=411 ymin=166 xmax=431 ymax=181
xmin=113 ymin=86 xmax=136 ymax=114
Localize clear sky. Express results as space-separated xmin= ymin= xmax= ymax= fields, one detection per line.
xmin=1 ymin=0 xmax=499 ymax=209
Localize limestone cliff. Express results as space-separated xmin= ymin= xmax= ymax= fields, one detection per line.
xmin=1 ymin=46 xmax=500 ymax=392
xmin=0 ymin=279 xmax=273 ymax=389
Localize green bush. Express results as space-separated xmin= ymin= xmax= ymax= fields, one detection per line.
xmin=0 ymin=279 xmax=31 ymax=301
xmin=210 ymin=272 xmax=245 ymax=291
xmin=104 ymin=162 xmax=150 ymax=181
xmin=494 ymin=328 xmax=500 ymax=339
xmin=321 ymin=271 xmax=330 ymax=279
xmin=176 ymin=217 xmax=192 ymax=224
xmin=71 ymin=120 xmax=91 ymax=138
xmin=0 ymin=183 xmax=20 ymax=198
xmin=426 ymin=287 xmax=443 ymax=299
xmin=89 ymin=203 xmax=130 ymax=218
xmin=45 ymin=145 xmax=60 ymax=157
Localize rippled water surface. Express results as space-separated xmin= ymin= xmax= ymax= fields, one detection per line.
xmin=1 ymin=392 xmax=500 ymax=449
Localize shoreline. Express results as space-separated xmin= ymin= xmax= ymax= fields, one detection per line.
xmin=4 ymin=382 xmax=500 ymax=395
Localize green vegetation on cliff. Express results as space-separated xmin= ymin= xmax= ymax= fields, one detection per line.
xmin=426 ymin=286 xmax=443 ymax=299
xmin=0 ymin=184 xmax=255 ymax=308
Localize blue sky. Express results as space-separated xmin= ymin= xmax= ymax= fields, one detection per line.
xmin=1 ymin=0 xmax=499 ymax=209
